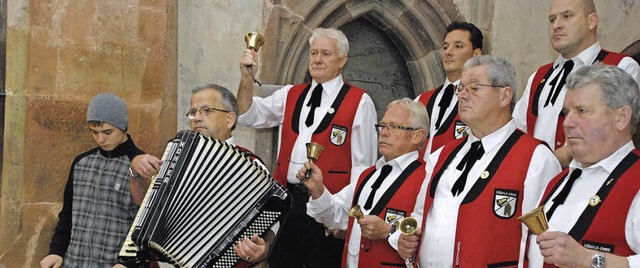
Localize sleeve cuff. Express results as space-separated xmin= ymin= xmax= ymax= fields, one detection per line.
xmin=306 ymin=188 xmax=332 ymax=216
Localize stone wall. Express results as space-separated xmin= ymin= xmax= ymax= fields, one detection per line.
xmin=0 ymin=0 xmax=177 ymax=266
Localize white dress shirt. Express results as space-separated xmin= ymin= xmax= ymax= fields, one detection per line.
xmin=414 ymin=79 xmax=460 ymax=156
xmin=237 ymin=75 xmax=378 ymax=185
xmin=307 ymin=151 xmax=421 ymax=268
xmin=389 ymin=121 xmax=561 ymax=268
xmin=528 ymin=141 xmax=640 ymax=267
xmin=513 ymin=42 xmax=640 ymax=148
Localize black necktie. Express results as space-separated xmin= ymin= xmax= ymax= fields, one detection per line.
xmin=363 ymin=165 xmax=393 ymax=210
xmin=305 ymin=84 xmax=323 ymax=127
xmin=435 ymin=84 xmax=455 ymax=129
xmin=546 ymin=168 xmax=582 ymax=220
xmin=451 ymin=141 xmax=484 ymax=196
xmin=544 ymin=60 xmax=575 ymax=107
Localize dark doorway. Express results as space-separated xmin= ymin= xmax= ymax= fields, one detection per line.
xmin=341 ymin=18 xmax=415 ymax=121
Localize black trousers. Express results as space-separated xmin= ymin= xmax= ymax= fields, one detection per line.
xmin=268 ymin=183 xmax=345 ymax=268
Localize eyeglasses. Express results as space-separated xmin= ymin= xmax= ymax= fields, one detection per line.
xmin=375 ymin=124 xmax=421 ymax=134
xmin=186 ymin=106 xmax=230 ymax=119
xmin=455 ymin=83 xmax=505 ymax=95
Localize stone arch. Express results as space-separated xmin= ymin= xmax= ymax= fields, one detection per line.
xmin=264 ymin=0 xmax=464 ymax=96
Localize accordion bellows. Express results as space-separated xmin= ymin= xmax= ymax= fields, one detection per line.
xmin=119 ymin=130 xmax=291 ymax=267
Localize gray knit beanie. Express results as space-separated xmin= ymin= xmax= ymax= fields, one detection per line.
xmin=86 ymin=93 xmax=128 ymax=131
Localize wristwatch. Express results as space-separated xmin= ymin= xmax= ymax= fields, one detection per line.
xmin=591 ymin=252 xmax=605 ymax=268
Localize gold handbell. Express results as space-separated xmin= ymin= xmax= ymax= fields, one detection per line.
xmin=306 ymin=142 xmax=324 ymax=162
xmin=399 ymin=217 xmax=418 ymax=235
xmin=244 ymin=32 xmax=265 ymax=52
xmin=349 ymin=205 xmax=364 ymax=220
xmin=300 ymin=142 xmax=324 ymax=183
xmin=518 ymin=205 xmax=548 ymax=235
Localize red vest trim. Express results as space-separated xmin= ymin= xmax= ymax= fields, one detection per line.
xmin=419 ymin=130 xmax=541 ymax=267
xmin=525 ymin=50 xmax=626 ymax=149
xmin=341 ymin=160 xmax=426 ymax=268
xmin=274 ymin=83 xmax=366 ymax=194
xmin=539 ymin=149 xmax=640 ymax=268
xmin=417 ymin=85 xmax=465 ymax=156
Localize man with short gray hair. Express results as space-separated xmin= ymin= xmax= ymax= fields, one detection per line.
xmin=395 ymin=56 xmax=561 ymax=266
xmin=529 ymin=64 xmax=640 ymax=268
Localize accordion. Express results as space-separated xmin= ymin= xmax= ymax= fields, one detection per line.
xmin=118 ymin=130 xmax=291 ymax=267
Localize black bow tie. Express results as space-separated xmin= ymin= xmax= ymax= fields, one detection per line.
xmin=451 ymin=141 xmax=484 ymax=196
xmin=363 ymin=165 xmax=393 ymax=210
xmin=435 ymin=84 xmax=455 ymax=129
xmin=305 ymin=84 xmax=323 ymax=127
xmin=544 ymin=60 xmax=575 ymax=107
xmin=546 ymin=168 xmax=582 ymax=220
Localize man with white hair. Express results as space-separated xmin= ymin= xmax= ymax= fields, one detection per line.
xmin=237 ymin=27 xmax=377 ymax=267
xmin=300 ymin=98 xmax=429 ymax=267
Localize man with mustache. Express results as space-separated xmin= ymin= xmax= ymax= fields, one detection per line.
xmin=299 ymin=98 xmax=428 ymax=267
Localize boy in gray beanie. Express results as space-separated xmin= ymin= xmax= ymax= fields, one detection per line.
xmin=86 ymin=92 xmax=129 ymax=131
xmin=41 ymin=93 xmax=150 ymax=268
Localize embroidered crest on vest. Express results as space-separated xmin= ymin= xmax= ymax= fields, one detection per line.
xmin=384 ymin=208 xmax=406 ymax=224
xmin=454 ymin=120 xmax=469 ymax=139
xmin=493 ymin=188 xmax=519 ymax=219
xmin=330 ymin=124 xmax=348 ymax=146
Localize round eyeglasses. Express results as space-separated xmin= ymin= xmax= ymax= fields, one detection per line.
xmin=455 ymin=83 xmax=505 ymax=95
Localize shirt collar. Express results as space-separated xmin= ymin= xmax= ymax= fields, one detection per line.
xmin=569 ymin=141 xmax=635 ymax=173
xmin=554 ymin=42 xmax=601 ymax=68
xmin=467 ymin=120 xmax=517 ymax=154
xmin=225 ymin=136 xmax=235 ymax=145
xmin=375 ymin=150 xmax=419 ymax=171
xmin=311 ymin=74 xmax=344 ymax=99
xmin=445 ymin=78 xmax=460 ymax=87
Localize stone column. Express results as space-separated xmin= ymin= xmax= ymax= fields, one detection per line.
xmin=0 ymin=0 xmax=177 ymax=266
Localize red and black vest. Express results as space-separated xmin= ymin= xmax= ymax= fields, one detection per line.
xmin=342 ymin=159 xmax=426 ymax=268
xmin=418 ymin=130 xmax=541 ymax=267
xmin=538 ymin=149 xmax=640 ymax=267
xmin=417 ymin=85 xmax=464 ymax=156
xmin=274 ymin=83 xmax=366 ymax=194
xmin=526 ymin=50 xmax=626 ymax=149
